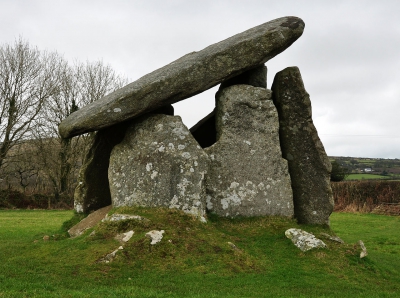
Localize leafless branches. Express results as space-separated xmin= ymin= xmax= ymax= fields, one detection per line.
xmin=0 ymin=38 xmax=127 ymax=198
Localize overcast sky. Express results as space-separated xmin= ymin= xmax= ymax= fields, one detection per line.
xmin=1 ymin=0 xmax=399 ymax=158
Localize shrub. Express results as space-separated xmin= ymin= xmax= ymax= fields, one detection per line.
xmin=332 ymin=180 xmax=400 ymax=212
xmin=0 ymin=189 xmax=73 ymax=209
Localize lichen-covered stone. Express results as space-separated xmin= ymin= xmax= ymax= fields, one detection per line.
xmin=115 ymin=230 xmax=134 ymax=243
xmin=74 ymin=106 xmax=173 ymax=214
xmin=205 ymin=85 xmax=293 ymax=217
xmin=358 ymin=240 xmax=368 ymax=258
xmin=146 ymin=230 xmax=165 ymax=245
xmin=191 ymin=66 xmax=268 ymax=149
xmin=73 ymin=123 xmax=130 ymax=214
xmin=271 ymin=67 xmax=334 ymax=225
xmin=59 ymin=17 xmax=304 ymax=138
xmin=109 ymin=114 xmax=209 ymax=219
xmin=97 ymin=246 xmax=123 ymax=263
xmin=102 ymin=214 xmax=148 ymax=223
xmin=285 ymin=228 xmax=326 ymax=251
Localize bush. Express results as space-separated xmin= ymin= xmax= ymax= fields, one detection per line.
xmin=330 ymin=160 xmax=349 ymax=182
xmin=332 ymin=180 xmax=400 ymax=212
xmin=0 ymin=189 xmax=73 ymax=209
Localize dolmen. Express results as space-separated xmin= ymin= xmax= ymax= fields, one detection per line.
xmin=60 ymin=16 xmax=334 ymax=225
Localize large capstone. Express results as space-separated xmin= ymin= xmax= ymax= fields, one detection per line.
xmin=59 ymin=17 xmax=304 ymax=138
xmin=109 ymin=114 xmax=209 ymax=219
xmin=271 ymin=66 xmax=334 ymax=225
xmin=205 ymin=85 xmax=293 ymax=217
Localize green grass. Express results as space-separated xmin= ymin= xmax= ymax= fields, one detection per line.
xmin=346 ymin=173 xmax=391 ymax=180
xmin=0 ymin=209 xmax=399 ymax=297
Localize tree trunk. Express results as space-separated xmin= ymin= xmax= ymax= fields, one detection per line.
xmin=59 ymin=137 xmax=71 ymax=194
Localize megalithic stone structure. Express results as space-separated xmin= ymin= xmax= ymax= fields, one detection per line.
xmin=205 ymin=85 xmax=294 ymax=217
xmin=271 ymin=67 xmax=334 ymax=225
xmin=108 ymin=114 xmax=209 ymax=220
xmin=59 ymin=16 xmax=304 ymax=138
xmin=190 ymin=65 xmax=268 ymax=149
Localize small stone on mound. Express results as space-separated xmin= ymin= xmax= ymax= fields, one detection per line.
xmin=102 ymin=214 xmax=148 ymax=222
xmin=146 ymin=230 xmax=165 ymax=245
xmin=285 ymin=228 xmax=326 ymax=252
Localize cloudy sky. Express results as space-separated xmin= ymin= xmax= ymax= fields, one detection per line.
xmin=1 ymin=0 xmax=399 ymax=158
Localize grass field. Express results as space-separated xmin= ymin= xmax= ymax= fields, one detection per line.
xmin=0 ymin=209 xmax=399 ymax=297
xmin=345 ymin=173 xmax=390 ymax=180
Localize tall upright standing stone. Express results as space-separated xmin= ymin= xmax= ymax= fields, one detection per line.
xmin=191 ymin=65 xmax=268 ymax=149
xmin=205 ymin=85 xmax=293 ymax=217
xmin=108 ymin=114 xmax=209 ymax=219
xmin=74 ymin=106 xmax=174 ymax=213
xmin=271 ymin=66 xmax=334 ymax=225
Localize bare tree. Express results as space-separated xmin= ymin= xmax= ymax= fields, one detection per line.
xmin=0 ymin=38 xmax=127 ymax=202
xmin=34 ymin=59 xmax=127 ymax=198
xmin=0 ymin=38 xmax=62 ymax=174
xmin=11 ymin=147 xmax=38 ymax=193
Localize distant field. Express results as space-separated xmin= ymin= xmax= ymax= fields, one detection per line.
xmin=346 ymin=173 xmax=390 ymax=180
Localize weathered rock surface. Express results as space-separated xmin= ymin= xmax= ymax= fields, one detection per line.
xmin=109 ymin=114 xmax=209 ymax=219
xmin=271 ymin=67 xmax=334 ymax=225
xmin=68 ymin=205 xmax=112 ymax=238
xmin=205 ymin=85 xmax=293 ymax=217
xmin=285 ymin=228 xmax=327 ymax=252
xmin=102 ymin=213 xmax=148 ymax=223
xmin=73 ymin=123 xmax=130 ymax=214
xmin=115 ymin=230 xmax=134 ymax=243
xmin=191 ymin=65 xmax=268 ymax=149
xmin=74 ymin=106 xmax=173 ymax=214
xmin=97 ymin=246 xmax=124 ymax=263
xmin=59 ymin=17 xmax=304 ymax=138
xmin=358 ymin=240 xmax=368 ymax=258
xmin=320 ymin=232 xmax=344 ymax=244
xmin=146 ymin=230 xmax=165 ymax=245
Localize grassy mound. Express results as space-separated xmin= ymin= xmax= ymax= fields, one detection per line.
xmin=0 ymin=209 xmax=399 ymax=297
xmin=86 ymin=207 xmax=351 ymax=275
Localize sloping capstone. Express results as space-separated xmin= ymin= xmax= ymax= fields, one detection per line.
xmin=271 ymin=67 xmax=334 ymax=225
xmin=109 ymin=114 xmax=209 ymax=219
xmin=190 ymin=65 xmax=268 ymax=149
xmin=59 ymin=16 xmax=305 ymax=138
xmin=205 ymin=85 xmax=293 ymax=217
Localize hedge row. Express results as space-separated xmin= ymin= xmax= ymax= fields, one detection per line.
xmin=0 ymin=190 xmax=73 ymax=209
xmin=331 ymin=180 xmax=400 ymax=213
